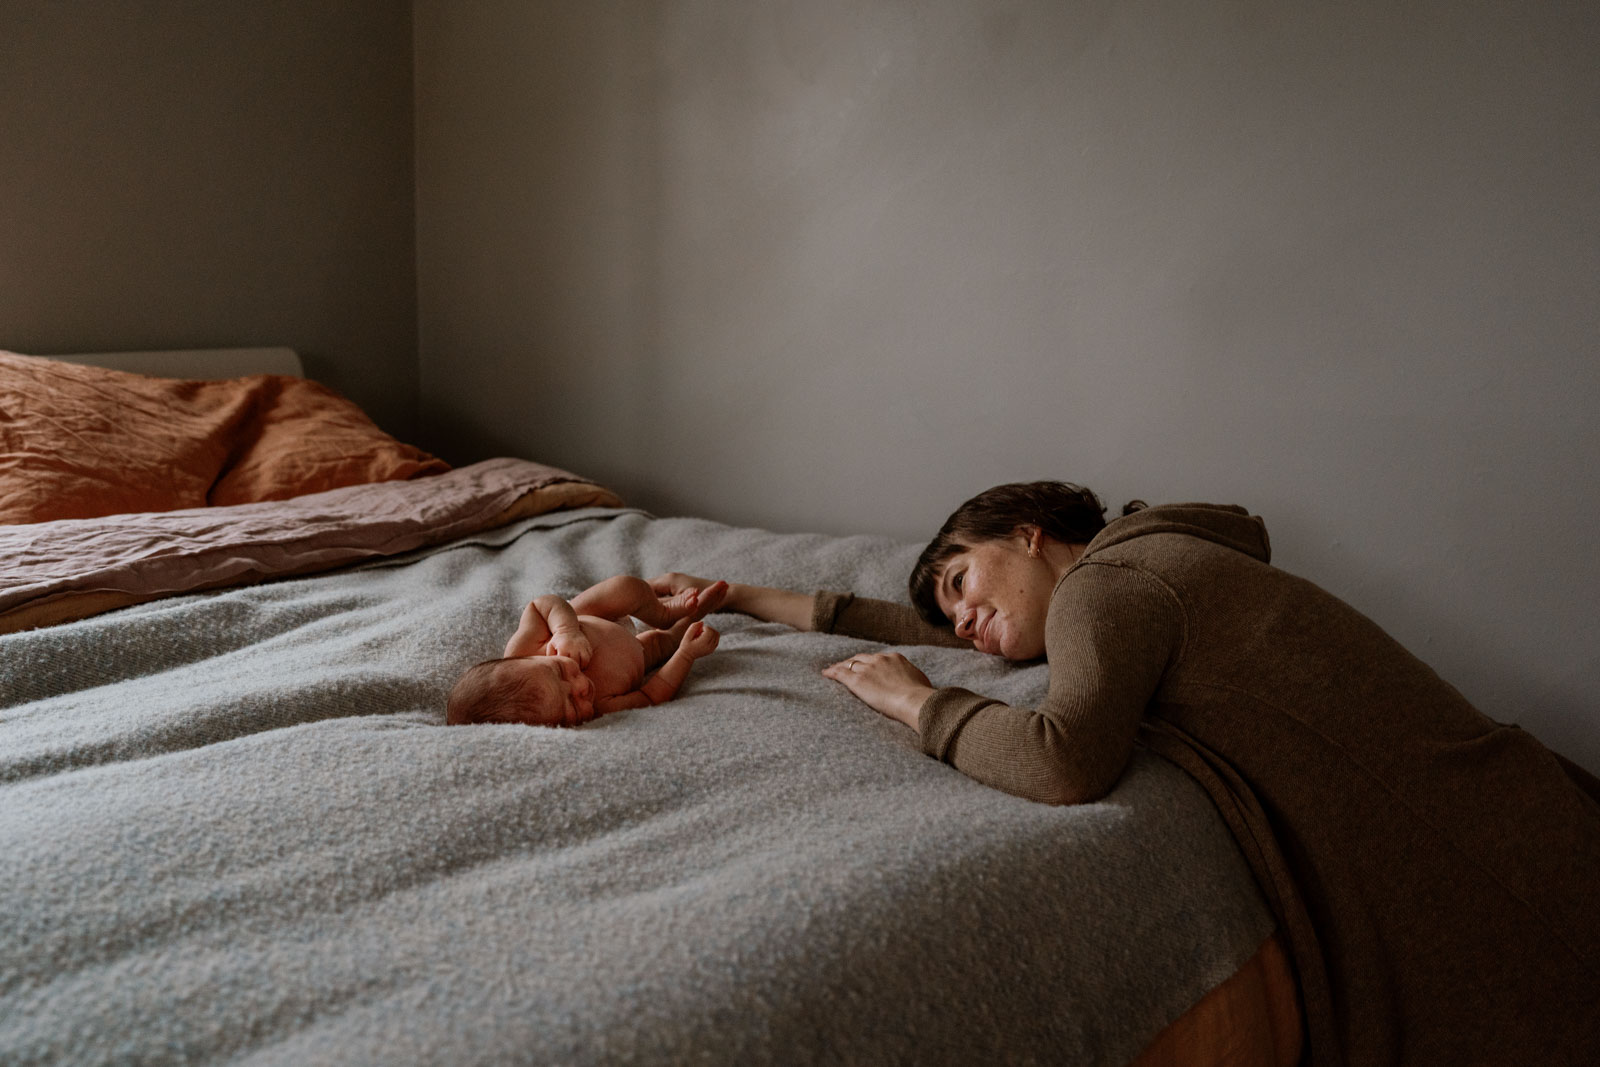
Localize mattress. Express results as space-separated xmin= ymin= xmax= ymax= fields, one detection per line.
xmin=2 ymin=501 xmax=1281 ymax=1065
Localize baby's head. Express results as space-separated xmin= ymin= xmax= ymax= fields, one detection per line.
xmin=447 ymin=655 xmax=596 ymax=727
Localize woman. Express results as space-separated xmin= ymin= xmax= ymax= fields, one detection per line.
xmin=654 ymin=481 xmax=1600 ymax=1067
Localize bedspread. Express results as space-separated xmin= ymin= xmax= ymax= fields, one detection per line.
xmin=0 ymin=457 xmax=620 ymax=634
xmin=0 ymin=507 xmax=1274 ymax=1066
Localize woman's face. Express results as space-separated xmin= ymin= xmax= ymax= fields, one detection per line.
xmin=932 ymin=534 xmax=1058 ymax=661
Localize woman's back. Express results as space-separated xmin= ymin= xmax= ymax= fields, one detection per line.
xmin=820 ymin=501 xmax=1600 ymax=1064
xmin=1082 ymin=507 xmax=1600 ymax=1064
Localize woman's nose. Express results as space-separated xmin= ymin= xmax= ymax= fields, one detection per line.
xmin=954 ymin=609 xmax=975 ymax=639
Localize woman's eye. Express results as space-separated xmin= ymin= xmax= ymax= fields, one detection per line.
xmin=952 ymin=573 xmax=964 ymax=592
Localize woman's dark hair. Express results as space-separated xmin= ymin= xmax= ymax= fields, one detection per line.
xmin=908 ymin=481 xmax=1146 ymax=626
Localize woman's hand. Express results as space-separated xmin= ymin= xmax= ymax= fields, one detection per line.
xmin=649 ymin=572 xmax=723 ymax=599
xmin=655 ymin=580 xmax=729 ymax=624
xmin=649 ymin=572 xmax=814 ymax=631
xmin=822 ymin=652 xmax=936 ymax=732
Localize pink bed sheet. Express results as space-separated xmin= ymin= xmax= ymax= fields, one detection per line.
xmin=1 ymin=457 xmax=621 ymax=634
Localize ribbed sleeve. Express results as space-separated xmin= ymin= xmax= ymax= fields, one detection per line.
xmin=810 ymin=591 xmax=968 ymax=648
xmin=917 ymin=562 xmax=1184 ymax=806
xmin=917 ymin=687 xmax=1001 ymax=759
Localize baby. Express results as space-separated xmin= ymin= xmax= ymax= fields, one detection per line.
xmin=447 ymin=575 xmax=727 ymax=728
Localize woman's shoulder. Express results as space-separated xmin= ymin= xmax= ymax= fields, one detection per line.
xmin=1085 ymin=502 xmax=1271 ymax=566
xmin=1051 ymin=502 xmax=1281 ymax=626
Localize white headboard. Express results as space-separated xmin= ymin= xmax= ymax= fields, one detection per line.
xmin=48 ymin=346 xmax=303 ymax=380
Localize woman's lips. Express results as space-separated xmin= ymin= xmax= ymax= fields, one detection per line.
xmin=978 ymin=613 xmax=996 ymax=654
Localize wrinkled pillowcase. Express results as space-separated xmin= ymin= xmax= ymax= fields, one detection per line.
xmin=0 ymin=351 xmax=450 ymax=525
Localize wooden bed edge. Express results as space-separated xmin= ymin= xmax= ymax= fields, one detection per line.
xmin=1129 ymin=931 xmax=1303 ymax=1067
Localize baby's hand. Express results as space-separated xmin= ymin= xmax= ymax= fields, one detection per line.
xmin=548 ymin=629 xmax=593 ymax=668
xmin=680 ymin=621 xmax=720 ymax=659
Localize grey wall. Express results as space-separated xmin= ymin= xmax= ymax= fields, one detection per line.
xmin=0 ymin=0 xmax=418 ymax=437
xmin=416 ymin=0 xmax=1599 ymax=771
xmin=4 ymin=2 xmax=1591 ymax=770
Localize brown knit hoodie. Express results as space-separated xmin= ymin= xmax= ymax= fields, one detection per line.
xmin=813 ymin=503 xmax=1600 ymax=1066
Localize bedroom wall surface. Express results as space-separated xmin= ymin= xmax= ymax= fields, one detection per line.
xmin=0 ymin=1 xmax=419 ymax=437
xmin=415 ymin=0 xmax=1600 ymax=771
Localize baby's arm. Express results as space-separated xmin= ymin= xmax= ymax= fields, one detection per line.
xmin=595 ymin=622 xmax=719 ymax=714
xmin=503 ymin=595 xmax=592 ymax=664
xmin=570 ymin=575 xmax=728 ymax=628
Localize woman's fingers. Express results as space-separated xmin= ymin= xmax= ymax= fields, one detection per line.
xmin=825 ymin=651 xmax=930 ymax=683
xmin=822 ymin=652 xmax=936 ymax=730
xmin=694 ymin=580 xmax=730 ymax=617
xmin=649 ymin=572 xmax=712 ymax=596
xmin=652 ymin=578 xmax=729 ymax=624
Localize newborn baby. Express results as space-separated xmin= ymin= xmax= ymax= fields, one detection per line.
xmin=447 ymin=575 xmax=725 ymax=727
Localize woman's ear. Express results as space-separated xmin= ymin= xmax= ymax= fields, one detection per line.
xmin=1018 ymin=525 xmax=1044 ymax=559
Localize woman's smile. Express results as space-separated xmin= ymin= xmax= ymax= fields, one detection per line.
xmin=937 ymin=535 xmax=1059 ymax=661
xmin=976 ymin=612 xmax=998 ymax=655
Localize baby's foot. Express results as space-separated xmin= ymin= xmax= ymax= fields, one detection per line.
xmin=659 ymin=587 xmax=701 ymax=619
xmin=661 ymin=580 xmax=729 ymax=622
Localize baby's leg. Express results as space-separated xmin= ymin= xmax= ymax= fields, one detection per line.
xmin=637 ymin=627 xmax=683 ymax=670
xmin=637 ymin=585 xmax=737 ymax=667
xmin=637 ymin=622 xmax=719 ymax=704
xmin=571 ymin=575 xmax=727 ymax=628
xmin=596 ymin=623 xmax=719 ymax=715
xmin=567 ymin=575 xmax=655 ymax=621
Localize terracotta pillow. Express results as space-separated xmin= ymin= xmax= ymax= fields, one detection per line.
xmin=206 ymin=375 xmax=450 ymax=506
xmin=0 ymin=351 xmax=449 ymax=525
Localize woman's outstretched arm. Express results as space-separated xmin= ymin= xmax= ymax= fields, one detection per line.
xmin=813 ymin=591 xmax=968 ymax=649
xmin=649 ymin=574 xmax=967 ymax=648
xmin=927 ymin=564 xmax=1179 ymax=804
xmin=648 ymin=573 xmax=815 ymax=631
xmin=830 ymin=563 xmax=1180 ymax=806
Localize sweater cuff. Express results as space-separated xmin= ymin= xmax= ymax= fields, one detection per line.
xmin=811 ymin=590 xmax=854 ymax=634
xmin=919 ymin=687 xmax=1000 ymax=761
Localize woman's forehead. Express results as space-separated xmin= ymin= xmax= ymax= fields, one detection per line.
xmin=937 ymin=537 xmax=1020 ymax=589
xmin=933 ymin=548 xmax=964 ymax=578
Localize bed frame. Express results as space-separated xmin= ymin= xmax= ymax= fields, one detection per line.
xmin=6 ymin=342 xmax=1302 ymax=1065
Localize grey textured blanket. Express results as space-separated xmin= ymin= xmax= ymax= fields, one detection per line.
xmin=0 ymin=507 xmax=1272 ymax=1066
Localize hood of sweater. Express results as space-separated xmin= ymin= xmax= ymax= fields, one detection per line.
xmin=1084 ymin=502 xmax=1271 ymax=564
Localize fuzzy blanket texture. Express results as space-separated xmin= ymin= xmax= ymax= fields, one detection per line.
xmin=0 ymin=507 xmax=1273 ymax=1066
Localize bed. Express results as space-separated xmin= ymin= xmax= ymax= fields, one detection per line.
xmin=0 ymin=348 xmax=1300 ymax=1065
